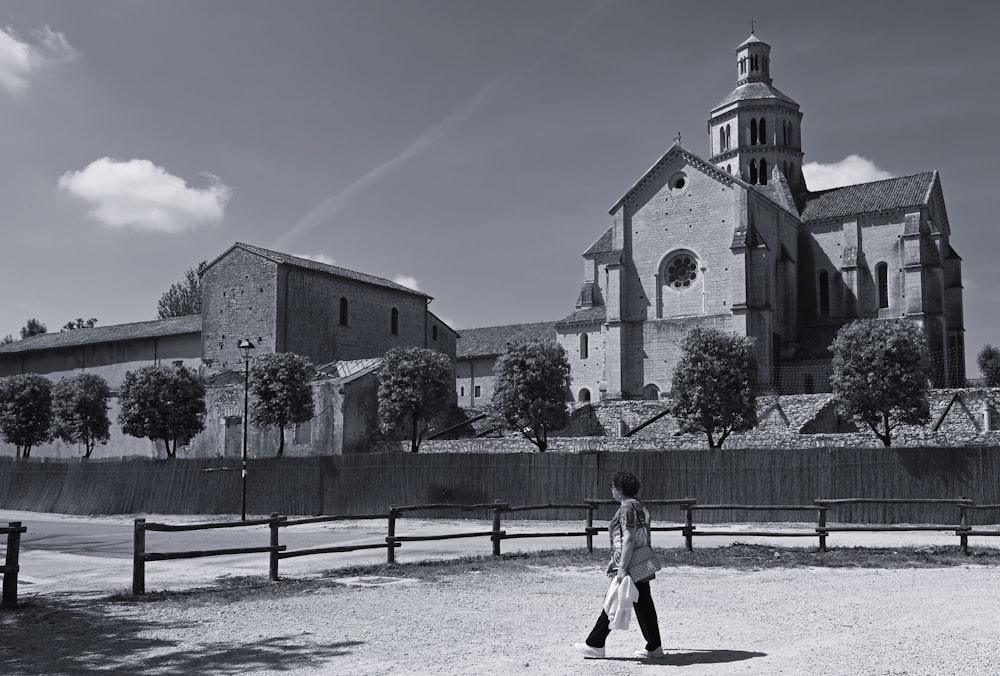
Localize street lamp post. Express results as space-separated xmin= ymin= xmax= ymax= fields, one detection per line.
xmin=237 ymin=339 xmax=255 ymax=521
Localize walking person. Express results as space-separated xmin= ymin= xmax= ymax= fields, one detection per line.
xmin=573 ymin=470 xmax=664 ymax=659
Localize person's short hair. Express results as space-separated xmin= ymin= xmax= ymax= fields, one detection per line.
xmin=612 ymin=470 xmax=640 ymax=497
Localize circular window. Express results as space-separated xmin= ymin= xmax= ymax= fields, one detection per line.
xmin=668 ymin=172 xmax=687 ymax=192
xmin=666 ymin=253 xmax=698 ymax=289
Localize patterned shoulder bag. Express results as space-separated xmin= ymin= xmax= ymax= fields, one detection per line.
xmin=622 ymin=499 xmax=662 ymax=582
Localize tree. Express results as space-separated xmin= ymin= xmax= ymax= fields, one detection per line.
xmin=118 ymin=365 xmax=206 ymax=458
xmin=51 ymin=373 xmax=111 ymax=458
xmin=489 ymin=340 xmax=571 ymax=452
xmin=978 ymin=345 xmax=1000 ymax=388
xmin=830 ymin=319 xmax=930 ymax=447
xmin=157 ymin=261 xmax=207 ymax=319
xmin=0 ymin=374 xmax=53 ymax=458
xmin=249 ymin=352 xmax=316 ymax=456
xmin=377 ymin=347 xmax=453 ymax=452
xmin=62 ymin=317 xmax=97 ymax=331
xmin=670 ymin=327 xmax=758 ymax=449
xmin=0 ymin=335 xmax=13 ymax=345
xmin=19 ymin=318 xmax=46 ymax=339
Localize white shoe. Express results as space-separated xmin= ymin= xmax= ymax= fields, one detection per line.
xmin=573 ymin=643 xmax=605 ymax=659
xmin=634 ymin=647 xmax=665 ymax=658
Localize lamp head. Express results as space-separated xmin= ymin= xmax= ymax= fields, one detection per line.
xmin=237 ymin=339 xmax=255 ymax=359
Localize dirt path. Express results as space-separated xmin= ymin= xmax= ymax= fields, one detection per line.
xmin=5 ymin=559 xmax=1000 ymax=675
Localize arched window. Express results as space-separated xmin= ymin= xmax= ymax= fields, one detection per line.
xmin=783 ymin=160 xmax=789 ymax=177
xmin=725 ymin=124 xmax=731 ymax=150
xmin=749 ymin=159 xmax=758 ymax=184
xmin=818 ymin=270 xmax=830 ymax=316
xmin=339 ymin=297 xmax=348 ymax=326
xmin=876 ymin=262 xmax=889 ymax=309
xmin=642 ymin=384 xmax=660 ymax=400
xmin=750 ymin=118 xmax=758 ymax=145
xmin=759 ymin=158 xmax=768 ymax=185
xmin=580 ymin=333 xmax=588 ymax=359
xmin=460 ymin=386 xmax=465 ymax=397
xmin=760 ymin=118 xmax=767 ymax=144
xmin=390 ymin=308 xmax=399 ymax=334
xmin=783 ymin=120 xmax=788 ymax=145
xmin=727 ymin=164 xmax=732 ymax=174
xmin=662 ymin=250 xmax=699 ymax=291
xmin=578 ymin=388 xmax=591 ymax=403
xmin=432 ymin=325 xmax=438 ymax=341
xmin=718 ymin=127 xmax=725 ymax=153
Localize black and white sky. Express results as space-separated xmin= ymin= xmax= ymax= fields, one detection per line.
xmin=1 ymin=1 xmax=997 ymax=374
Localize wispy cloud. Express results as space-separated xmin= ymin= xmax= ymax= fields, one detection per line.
xmin=293 ymin=252 xmax=336 ymax=266
xmin=58 ymin=157 xmax=232 ymax=233
xmin=392 ymin=275 xmax=420 ymax=291
xmin=802 ymin=155 xmax=894 ymax=191
xmin=0 ymin=25 xmax=78 ymax=95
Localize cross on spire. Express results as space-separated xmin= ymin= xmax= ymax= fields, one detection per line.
xmin=673 ymin=132 xmax=682 ymax=145
xmin=749 ymin=18 xmax=756 ymax=34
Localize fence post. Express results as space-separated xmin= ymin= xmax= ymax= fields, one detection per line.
xmin=269 ymin=513 xmax=283 ymax=581
xmin=817 ymin=506 xmax=827 ymax=553
xmin=387 ymin=507 xmax=398 ymax=564
xmin=585 ymin=501 xmax=595 ymax=554
xmin=959 ymin=504 xmax=969 ymax=556
xmin=492 ymin=500 xmax=503 ymax=557
xmin=2 ymin=522 xmax=23 ymax=609
xmin=132 ymin=518 xmax=146 ymax=596
xmin=684 ymin=504 xmax=694 ymax=552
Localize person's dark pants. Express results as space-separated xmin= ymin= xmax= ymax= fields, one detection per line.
xmin=585 ymin=578 xmax=661 ymax=650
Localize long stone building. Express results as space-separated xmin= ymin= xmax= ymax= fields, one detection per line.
xmin=457 ymin=33 xmax=965 ymax=403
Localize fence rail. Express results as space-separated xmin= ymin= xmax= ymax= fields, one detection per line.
xmin=2 ymin=521 xmax=27 ymax=608
xmin=130 ymin=495 xmax=1000 ymax=596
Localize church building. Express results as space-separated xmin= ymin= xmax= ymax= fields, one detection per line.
xmin=459 ymin=33 xmax=965 ymax=403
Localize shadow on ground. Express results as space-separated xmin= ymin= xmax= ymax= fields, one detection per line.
xmin=0 ymin=595 xmax=361 ymax=675
xmin=603 ymin=648 xmax=766 ymax=666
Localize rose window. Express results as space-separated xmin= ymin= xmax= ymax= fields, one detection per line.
xmin=666 ymin=254 xmax=698 ymax=289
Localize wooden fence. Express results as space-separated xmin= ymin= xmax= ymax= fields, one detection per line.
xmin=2 ymin=521 xmax=26 ymax=609
xmin=131 ymin=496 xmax=999 ymax=596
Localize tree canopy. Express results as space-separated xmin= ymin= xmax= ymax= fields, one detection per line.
xmin=0 ymin=374 xmax=54 ymax=458
xmin=157 ymin=261 xmax=207 ymax=319
xmin=19 ymin=318 xmax=47 ymax=339
xmin=249 ymin=352 xmax=316 ymax=456
xmin=52 ymin=373 xmax=111 ymax=458
xmin=831 ymin=319 xmax=930 ymax=447
xmin=489 ymin=340 xmax=571 ymax=452
xmin=978 ymin=344 xmax=1000 ymax=388
xmin=670 ymin=327 xmax=758 ymax=449
xmin=62 ymin=317 xmax=98 ymax=331
xmin=377 ymin=346 xmax=453 ymax=452
xmin=118 ymin=365 xmax=206 ymax=457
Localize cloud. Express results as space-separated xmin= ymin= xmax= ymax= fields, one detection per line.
xmin=802 ymin=155 xmax=894 ymax=191
xmin=58 ymin=157 xmax=232 ymax=233
xmin=392 ymin=275 xmax=420 ymax=291
xmin=0 ymin=25 xmax=78 ymax=95
xmin=293 ymin=252 xmax=336 ymax=266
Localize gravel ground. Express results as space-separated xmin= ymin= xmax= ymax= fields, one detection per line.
xmin=4 ymin=551 xmax=1000 ymax=675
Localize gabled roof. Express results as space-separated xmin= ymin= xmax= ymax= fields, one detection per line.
xmin=799 ymin=172 xmax=936 ymax=223
xmin=556 ymin=305 xmax=607 ymax=328
xmin=427 ymin=310 xmax=459 ymax=337
xmin=610 ymin=144 xmax=739 ymax=214
xmin=0 ymin=315 xmax=202 ymax=355
xmin=583 ymin=227 xmax=614 ymax=257
xmin=206 ymin=242 xmax=430 ymax=299
xmin=456 ymin=321 xmax=557 ymax=359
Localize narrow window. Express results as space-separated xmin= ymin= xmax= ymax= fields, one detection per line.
xmin=725 ymin=124 xmax=731 ymax=150
xmin=432 ymin=325 xmax=438 ymax=341
xmin=727 ymin=164 xmax=732 ymax=174
xmin=876 ymin=262 xmax=889 ymax=309
xmin=339 ymin=297 xmax=348 ymax=326
xmin=750 ymin=118 xmax=758 ymax=145
xmin=819 ymin=270 xmax=830 ymax=316
xmin=474 ymin=385 xmax=481 ymax=398
xmin=749 ymin=159 xmax=758 ymax=184
xmin=783 ymin=160 xmax=789 ymax=177
xmin=580 ymin=333 xmax=588 ymax=359
xmin=390 ymin=307 xmax=399 ymax=335
xmin=719 ymin=127 xmax=725 ymax=153
xmin=460 ymin=386 xmax=465 ymax=397
xmin=760 ymin=118 xmax=767 ymax=144
xmin=760 ymin=158 xmax=768 ymax=185
xmin=783 ymin=120 xmax=788 ymax=145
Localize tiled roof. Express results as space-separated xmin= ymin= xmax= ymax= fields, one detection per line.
xmin=556 ymin=305 xmax=607 ymax=328
xmin=799 ymin=172 xmax=935 ymax=223
xmin=222 ymin=242 xmax=430 ymax=298
xmin=456 ymin=321 xmax=557 ymax=359
xmin=583 ymin=228 xmax=614 ymax=256
xmin=0 ymin=315 xmax=202 ymax=355
xmin=713 ymin=82 xmax=798 ymax=111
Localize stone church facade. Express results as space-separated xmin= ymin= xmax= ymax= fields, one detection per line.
xmin=553 ymin=33 xmax=964 ymax=402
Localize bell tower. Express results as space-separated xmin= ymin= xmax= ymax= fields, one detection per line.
xmin=708 ymin=33 xmax=806 ymax=194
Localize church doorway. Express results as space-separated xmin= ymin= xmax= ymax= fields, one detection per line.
xmin=642 ymin=384 xmax=660 ymax=400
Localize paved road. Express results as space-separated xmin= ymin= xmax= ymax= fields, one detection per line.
xmin=4 ymin=509 xmax=997 ymax=599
